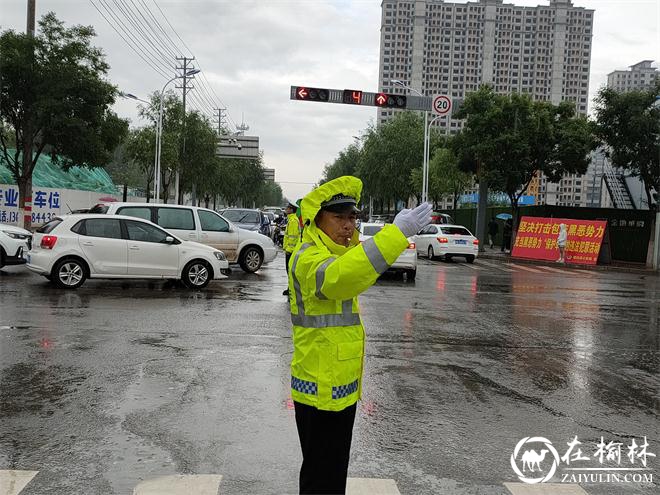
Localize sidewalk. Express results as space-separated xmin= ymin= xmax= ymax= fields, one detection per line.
xmin=478 ymin=247 xmax=656 ymax=275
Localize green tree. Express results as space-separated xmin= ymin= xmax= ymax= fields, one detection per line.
xmin=256 ymin=181 xmax=284 ymax=207
xmin=357 ymin=113 xmax=425 ymax=212
xmin=411 ymin=146 xmax=472 ymax=214
xmin=453 ymin=86 xmax=595 ymax=220
xmin=320 ymin=142 xmax=361 ymax=184
xmin=105 ymin=143 xmax=145 ymax=201
xmin=138 ymin=91 xmax=184 ymax=202
xmin=594 ymin=82 xmax=660 ymax=210
xmin=179 ymin=111 xmax=218 ymax=203
xmin=125 ymin=127 xmax=157 ymax=201
xmin=0 ymin=13 xmax=127 ymax=228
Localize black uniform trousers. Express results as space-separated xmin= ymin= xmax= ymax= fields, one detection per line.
xmin=294 ymin=401 xmax=357 ymax=495
xmin=285 ymin=252 xmax=292 ymax=275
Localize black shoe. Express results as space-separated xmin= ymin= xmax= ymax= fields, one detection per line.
xmin=282 ymin=289 xmax=289 ymax=296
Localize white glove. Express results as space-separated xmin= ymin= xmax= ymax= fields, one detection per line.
xmin=393 ymin=202 xmax=433 ymax=237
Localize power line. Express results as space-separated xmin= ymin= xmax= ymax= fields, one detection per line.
xmin=89 ymin=0 xmax=171 ymax=79
xmin=98 ymin=0 xmax=173 ymax=76
xmin=150 ymin=0 xmax=238 ymax=129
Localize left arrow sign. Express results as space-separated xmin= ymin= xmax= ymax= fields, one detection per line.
xmin=297 ymin=87 xmax=308 ymax=99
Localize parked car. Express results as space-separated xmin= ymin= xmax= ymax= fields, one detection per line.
xmin=88 ymin=202 xmax=277 ymax=273
xmin=218 ymin=208 xmax=271 ymax=237
xmin=26 ymin=214 xmax=229 ymax=289
xmin=359 ymin=222 xmax=417 ymax=280
xmin=262 ymin=211 xmax=277 ymax=239
xmin=0 ymin=223 xmax=32 ymax=269
xmin=414 ymin=224 xmax=479 ymax=263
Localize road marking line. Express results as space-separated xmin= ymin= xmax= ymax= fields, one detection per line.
xmin=347 ymin=478 xmax=401 ymax=494
xmin=133 ymin=474 xmax=223 ymax=495
xmin=461 ymin=263 xmax=480 ymax=270
xmin=0 ymin=470 xmax=39 ymax=495
xmin=536 ymin=266 xmax=569 ymax=274
xmin=508 ymin=263 xmax=545 ymax=273
xmin=477 ymin=260 xmax=514 ymax=272
xmin=504 ymin=482 xmax=588 ymax=494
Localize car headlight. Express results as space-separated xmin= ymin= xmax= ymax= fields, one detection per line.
xmin=2 ymin=231 xmax=29 ymax=240
xmin=214 ymin=251 xmax=226 ymax=261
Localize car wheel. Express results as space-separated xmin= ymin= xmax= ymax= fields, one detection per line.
xmin=406 ymin=269 xmax=417 ymax=281
xmin=466 ymin=255 xmax=475 ymax=264
xmin=428 ymin=245 xmax=435 ymax=260
xmin=239 ymin=246 xmax=263 ymax=273
xmin=182 ymin=260 xmax=211 ymax=289
xmin=52 ymin=258 xmax=87 ymax=289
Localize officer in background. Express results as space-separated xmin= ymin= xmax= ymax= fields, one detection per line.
xmin=283 ymin=201 xmax=301 ymax=296
xmin=288 ymin=176 xmax=432 ymax=494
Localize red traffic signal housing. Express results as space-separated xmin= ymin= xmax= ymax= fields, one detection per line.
xmin=375 ymin=92 xmax=407 ymax=108
xmin=295 ymin=86 xmax=329 ymax=102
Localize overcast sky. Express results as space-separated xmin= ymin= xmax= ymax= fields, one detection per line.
xmin=2 ymin=0 xmax=659 ymax=201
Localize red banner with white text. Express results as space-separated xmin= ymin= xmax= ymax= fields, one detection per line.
xmin=512 ymin=217 xmax=607 ymax=265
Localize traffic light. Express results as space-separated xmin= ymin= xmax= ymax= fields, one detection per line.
xmin=295 ymin=86 xmax=329 ymax=102
xmin=375 ymin=92 xmax=407 ymax=108
xmin=342 ymin=90 xmax=363 ymax=105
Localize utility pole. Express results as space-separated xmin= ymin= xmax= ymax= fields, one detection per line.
xmin=19 ymin=0 xmax=37 ymax=230
xmin=213 ymin=108 xmax=226 ymax=136
xmin=27 ymin=0 xmax=36 ymax=35
xmin=175 ymin=56 xmax=195 ymax=204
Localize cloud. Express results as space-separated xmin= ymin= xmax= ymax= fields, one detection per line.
xmin=2 ymin=0 xmax=659 ymax=200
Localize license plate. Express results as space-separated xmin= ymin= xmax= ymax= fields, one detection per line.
xmin=455 ymin=239 xmax=467 ymax=245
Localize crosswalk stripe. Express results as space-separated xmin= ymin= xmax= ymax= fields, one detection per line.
xmin=0 ymin=470 xmax=39 ymax=495
xmin=504 ymin=482 xmax=589 ymax=494
xmin=508 ymin=263 xmax=545 ymax=273
xmin=477 ymin=260 xmax=514 ymax=272
xmin=347 ymin=478 xmax=401 ymax=494
xmin=133 ymin=474 xmax=223 ymax=495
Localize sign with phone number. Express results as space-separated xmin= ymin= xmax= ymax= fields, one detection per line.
xmin=512 ymin=216 xmax=607 ymax=265
xmin=0 ymin=186 xmax=61 ymax=224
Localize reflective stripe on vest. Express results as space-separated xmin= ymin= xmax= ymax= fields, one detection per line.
xmin=315 ymin=257 xmax=336 ymax=300
xmin=291 ymin=376 xmax=318 ymax=396
xmin=291 ymin=244 xmax=360 ymax=328
xmin=362 ymin=237 xmax=389 ymax=274
xmin=332 ymin=379 xmax=359 ymax=399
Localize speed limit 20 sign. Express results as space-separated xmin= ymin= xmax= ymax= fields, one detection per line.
xmin=432 ymin=95 xmax=452 ymax=115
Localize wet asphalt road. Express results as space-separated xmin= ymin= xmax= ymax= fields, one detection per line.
xmin=0 ymin=253 xmax=658 ymax=495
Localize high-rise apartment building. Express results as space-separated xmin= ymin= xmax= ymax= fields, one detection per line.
xmin=607 ymin=60 xmax=659 ymax=92
xmin=378 ymin=0 xmax=595 ymax=207
xmin=378 ymin=0 xmax=594 ymax=128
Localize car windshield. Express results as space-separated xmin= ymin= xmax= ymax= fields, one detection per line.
xmin=222 ymin=210 xmax=259 ymax=223
xmin=362 ymin=225 xmax=383 ymax=236
xmin=440 ymin=226 xmax=471 ymax=236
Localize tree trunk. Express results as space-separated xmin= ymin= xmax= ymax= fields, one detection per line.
xmin=17 ymin=174 xmax=33 ymax=230
xmin=122 ymin=184 xmax=128 ymax=202
xmin=146 ymin=181 xmax=150 ymax=203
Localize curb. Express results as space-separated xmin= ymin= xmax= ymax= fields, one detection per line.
xmin=477 ymin=253 xmax=657 ymax=275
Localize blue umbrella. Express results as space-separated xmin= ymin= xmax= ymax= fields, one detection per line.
xmin=496 ymin=213 xmax=512 ymax=220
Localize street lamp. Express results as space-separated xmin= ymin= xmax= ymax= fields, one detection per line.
xmin=154 ymin=69 xmax=200 ymax=202
xmin=392 ymin=79 xmax=430 ymax=204
xmin=120 ymin=92 xmax=151 ymax=105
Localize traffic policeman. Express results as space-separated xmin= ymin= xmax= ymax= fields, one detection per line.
xmin=287 ymin=176 xmax=432 ymax=494
xmin=283 ymin=201 xmax=302 ymax=296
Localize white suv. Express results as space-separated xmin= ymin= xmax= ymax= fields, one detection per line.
xmin=89 ymin=202 xmax=277 ymax=273
xmin=26 ymin=215 xmax=229 ymax=290
xmin=0 ymin=223 xmax=32 ymax=269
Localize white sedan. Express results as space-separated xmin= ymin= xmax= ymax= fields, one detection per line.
xmin=359 ymin=222 xmax=417 ymax=280
xmin=26 ymin=214 xmax=229 ymax=289
xmin=414 ymin=224 xmax=479 ymax=263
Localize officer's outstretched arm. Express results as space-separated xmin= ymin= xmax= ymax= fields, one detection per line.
xmin=308 ymin=224 xmax=409 ymax=301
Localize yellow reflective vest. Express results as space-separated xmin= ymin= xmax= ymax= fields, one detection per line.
xmin=283 ymin=213 xmax=301 ymax=254
xmin=288 ymin=176 xmax=409 ymax=411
